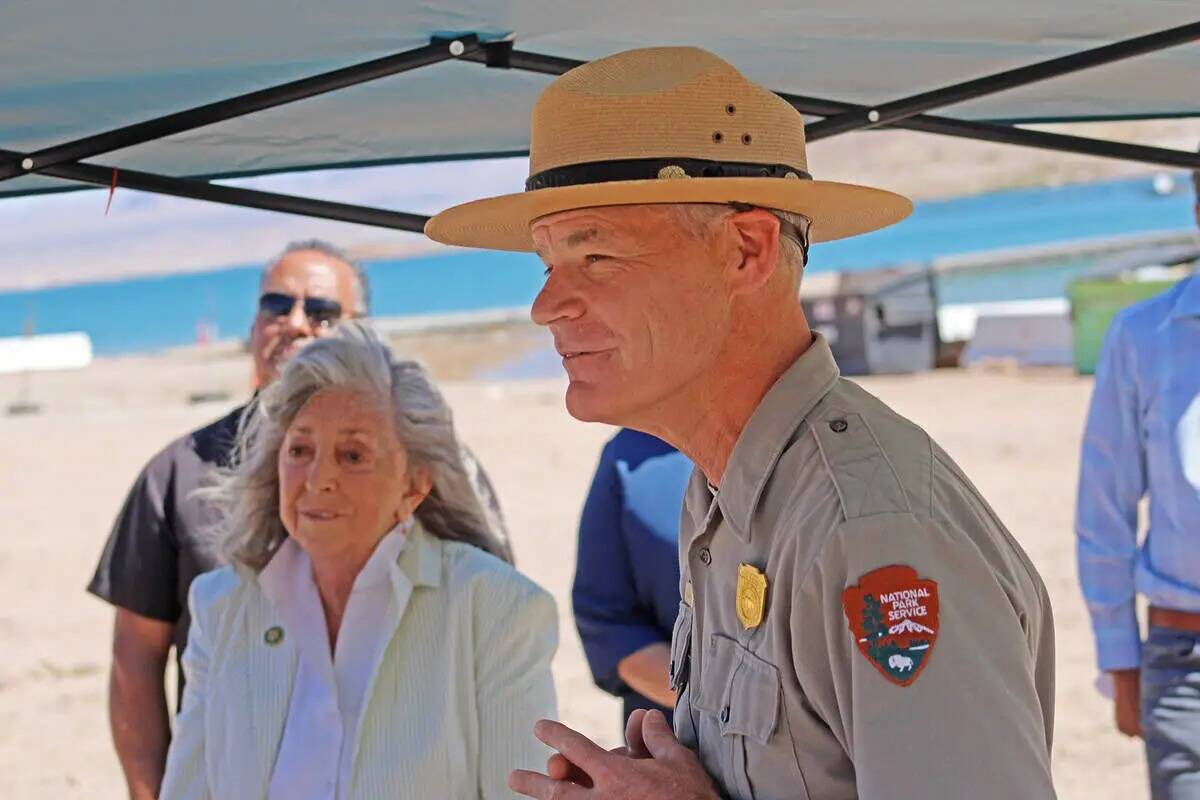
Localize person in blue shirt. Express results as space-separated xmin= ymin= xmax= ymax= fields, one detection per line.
xmin=1075 ymin=161 xmax=1200 ymax=800
xmin=573 ymin=429 xmax=694 ymax=729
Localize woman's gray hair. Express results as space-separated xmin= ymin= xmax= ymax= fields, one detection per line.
xmin=205 ymin=320 xmax=512 ymax=570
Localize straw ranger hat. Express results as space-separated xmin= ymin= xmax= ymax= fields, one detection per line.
xmin=424 ymin=46 xmax=912 ymax=251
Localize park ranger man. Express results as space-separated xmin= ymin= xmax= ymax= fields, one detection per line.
xmin=427 ymin=46 xmax=1056 ymax=799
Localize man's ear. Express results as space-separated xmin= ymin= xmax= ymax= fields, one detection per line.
xmin=725 ymin=209 xmax=783 ymax=297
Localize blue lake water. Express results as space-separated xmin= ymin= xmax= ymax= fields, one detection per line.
xmin=0 ymin=251 xmax=547 ymax=356
xmin=0 ymin=174 xmax=1194 ymax=356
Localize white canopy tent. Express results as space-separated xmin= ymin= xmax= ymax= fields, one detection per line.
xmin=1 ymin=2 xmax=1198 ymax=232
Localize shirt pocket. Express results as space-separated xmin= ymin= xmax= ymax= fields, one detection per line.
xmin=696 ymin=634 xmax=809 ymax=800
xmin=669 ymin=601 xmax=694 ymax=694
xmin=669 ymin=602 xmax=701 ymax=750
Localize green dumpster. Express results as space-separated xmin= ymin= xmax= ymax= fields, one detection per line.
xmin=1068 ymin=278 xmax=1181 ymax=374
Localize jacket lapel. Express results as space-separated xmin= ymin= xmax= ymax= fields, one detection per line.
xmin=244 ymin=582 xmax=299 ymax=797
xmin=346 ymin=523 xmax=444 ymax=787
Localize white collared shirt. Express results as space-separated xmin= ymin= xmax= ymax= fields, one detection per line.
xmin=260 ymin=522 xmax=409 ymax=800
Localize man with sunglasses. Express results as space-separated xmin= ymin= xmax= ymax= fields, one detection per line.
xmin=87 ymin=240 xmax=366 ymax=800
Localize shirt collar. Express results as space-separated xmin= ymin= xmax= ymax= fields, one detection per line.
xmin=714 ymin=332 xmax=840 ymax=541
xmin=258 ymin=534 xmax=304 ymax=610
xmin=352 ymin=520 xmax=410 ymax=592
xmin=258 ymin=516 xmax=439 ymax=606
xmin=1169 ymin=273 xmax=1200 ymax=318
xmin=396 ymin=517 xmax=443 ymax=589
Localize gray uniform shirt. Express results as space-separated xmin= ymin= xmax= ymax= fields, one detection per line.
xmin=669 ymin=335 xmax=1055 ymax=799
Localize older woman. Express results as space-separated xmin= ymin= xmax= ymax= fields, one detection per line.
xmin=159 ymin=322 xmax=557 ymax=800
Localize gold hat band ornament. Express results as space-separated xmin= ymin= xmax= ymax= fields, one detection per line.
xmin=425 ymin=46 xmax=911 ymax=252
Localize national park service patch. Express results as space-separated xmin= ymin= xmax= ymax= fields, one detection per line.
xmin=842 ymin=565 xmax=939 ymax=687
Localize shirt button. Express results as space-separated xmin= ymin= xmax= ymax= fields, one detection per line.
xmin=720 ymin=705 xmax=731 ymax=723
xmin=830 ymin=418 xmax=849 ymax=433
xmin=699 ymin=547 xmax=712 ymax=566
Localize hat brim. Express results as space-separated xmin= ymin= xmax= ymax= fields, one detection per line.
xmin=425 ymin=177 xmax=912 ymax=251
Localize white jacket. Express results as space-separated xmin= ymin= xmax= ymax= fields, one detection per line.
xmin=160 ymin=524 xmax=558 ymax=799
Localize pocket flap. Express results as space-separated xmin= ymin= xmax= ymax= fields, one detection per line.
xmin=724 ymin=649 xmax=781 ymax=746
xmin=695 ymin=633 xmax=737 ymax=713
xmin=698 ymin=635 xmax=781 ymax=746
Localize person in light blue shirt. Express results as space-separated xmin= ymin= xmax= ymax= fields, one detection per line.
xmin=573 ymin=429 xmax=694 ymax=730
xmin=1076 ymin=165 xmax=1200 ymax=800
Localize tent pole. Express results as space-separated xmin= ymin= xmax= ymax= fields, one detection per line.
xmin=0 ymin=150 xmax=429 ymax=232
xmin=776 ymin=93 xmax=1200 ymax=170
xmin=805 ymin=20 xmax=1200 ymax=140
xmin=462 ymin=43 xmax=582 ymax=75
xmin=469 ymin=46 xmax=1200 ymax=170
xmin=873 ymin=114 xmax=1200 ymax=170
xmin=0 ymin=36 xmax=482 ymax=183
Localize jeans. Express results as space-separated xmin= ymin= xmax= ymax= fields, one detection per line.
xmin=1143 ymin=625 xmax=1200 ymax=799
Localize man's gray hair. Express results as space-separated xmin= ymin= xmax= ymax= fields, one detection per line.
xmin=263 ymin=239 xmax=371 ymax=316
xmin=673 ymin=204 xmax=812 ymax=275
xmin=204 ymin=321 xmax=511 ymax=570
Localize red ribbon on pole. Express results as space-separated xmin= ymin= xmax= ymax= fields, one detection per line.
xmin=104 ymin=168 xmax=119 ymax=215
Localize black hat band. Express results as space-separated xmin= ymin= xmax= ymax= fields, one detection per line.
xmin=525 ymin=157 xmax=812 ymax=192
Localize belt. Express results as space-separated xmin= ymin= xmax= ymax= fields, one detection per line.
xmin=1149 ymin=606 xmax=1200 ymax=634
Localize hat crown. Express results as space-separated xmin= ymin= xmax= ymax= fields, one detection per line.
xmin=529 ymin=47 xmax=809 ymax=177
xmin=424 ymin=46 xmax=911 ymax=252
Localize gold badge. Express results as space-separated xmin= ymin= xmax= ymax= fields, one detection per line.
xmin=736 ymin=563 xmax=768 ymax=629
xmin=264 ymin=626 xmax=285 ymax=646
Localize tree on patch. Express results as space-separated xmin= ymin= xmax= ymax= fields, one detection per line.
xmin=862 ymin=594 xmax=886 ymax=640
xmin=862 ymin=594 xmax=898 ymax=664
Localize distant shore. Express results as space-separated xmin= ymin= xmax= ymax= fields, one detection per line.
xmin=4 ymin=118 xmax=1196 ymax=292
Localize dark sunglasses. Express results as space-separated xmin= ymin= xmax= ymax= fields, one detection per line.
xmin=258 ymin=292 xmax=344 ymax=327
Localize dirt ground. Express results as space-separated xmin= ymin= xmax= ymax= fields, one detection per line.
xmin=0 ymin=344 xmax=1148 ymax=798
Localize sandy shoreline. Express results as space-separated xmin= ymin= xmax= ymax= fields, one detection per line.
xmin=0 ymin=338 xmax=1149 ymax=798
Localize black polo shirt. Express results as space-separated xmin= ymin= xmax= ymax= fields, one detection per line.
xmin=87 ymin=404 xmax=245 ymax=698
